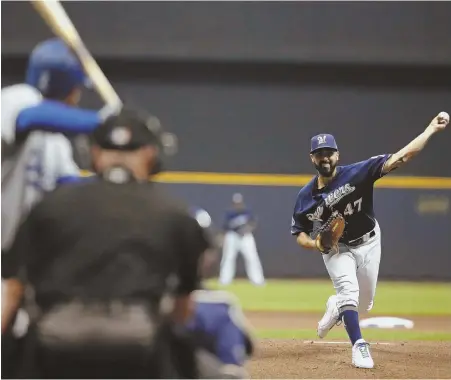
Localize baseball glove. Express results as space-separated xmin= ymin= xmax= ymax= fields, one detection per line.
xmin=315 ymin=211 xmax=345 ymax=254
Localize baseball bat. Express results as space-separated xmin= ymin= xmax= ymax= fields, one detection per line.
xmin=31 ymin=0 xmax=122 ymax=108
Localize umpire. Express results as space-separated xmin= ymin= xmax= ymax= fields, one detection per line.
xmin=2 ymin=110 xmax=208 ymax=378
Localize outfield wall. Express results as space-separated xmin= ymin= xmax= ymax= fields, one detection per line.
xmin=157 ymin=179 xmax=451 ymax=281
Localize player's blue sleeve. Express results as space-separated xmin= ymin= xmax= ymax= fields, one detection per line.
xmin=215 ymin=317 xmax=248 ymax=366
xmin=16 ymin=101 xmax=101 ymax=135
xmin=291 ymin=212 xmax=312 ymax=236
xmin=188 ymin=290 xmax=254 ymax=367
xmin=291 ymin=193 xmax=312 ymax=236
xmin=356 ymin=154 xmax=391 ymax=182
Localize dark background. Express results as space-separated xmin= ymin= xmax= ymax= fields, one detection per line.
xmin=2 ymin=1 xmax=450 ymax=280
xmin=3 ymin=2 xmax=451 ymax=65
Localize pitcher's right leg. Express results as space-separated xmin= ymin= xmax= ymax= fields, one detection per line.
xmin=322 ymin=247 xmax=373 ymax=368
xmin=319 ymin=247 xmax=358 ymax=339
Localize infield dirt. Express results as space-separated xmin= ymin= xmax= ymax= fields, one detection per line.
xmin=245 ymin=311 xmax=451 ymax=379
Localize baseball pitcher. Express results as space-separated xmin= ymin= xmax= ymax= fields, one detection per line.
xmin=291 ymin=112 xmax=449 ymax=369
xmin=219 ymin=193 xmax=265 ymax=286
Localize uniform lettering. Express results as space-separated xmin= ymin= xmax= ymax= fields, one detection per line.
xmin=344 ymin=197 xmax=363 ymax=216
xmin=307 ymin=206 xmax=324 ymax=222
xmin=25 ymin=149 xmax=45 ymax=190
xmin=354 ymin=197 xmax=363 ymax=212
xmin=324 ymin=183 xmax=356 ymax=207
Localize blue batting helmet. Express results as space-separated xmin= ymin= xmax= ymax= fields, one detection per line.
xmin=25 ymin=38 xmax=88 ymax=99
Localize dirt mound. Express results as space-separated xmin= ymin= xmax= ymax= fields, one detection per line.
xmin=244 ymin=311 xmax=451 ymax=378
xmin=247 ymin=339 xmax=451 ymax=379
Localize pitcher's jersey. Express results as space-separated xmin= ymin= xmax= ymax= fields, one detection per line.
xmin=1 ymin=84 xmax=100 ymax=251
xmin=291 ymin=154 xmax=390 ymax=243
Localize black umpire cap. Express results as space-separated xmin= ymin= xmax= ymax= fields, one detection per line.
xmin=92 ymin=108 xmax=178 ymax=175
xmin=93 ymin=109 xmax=163 ymax=151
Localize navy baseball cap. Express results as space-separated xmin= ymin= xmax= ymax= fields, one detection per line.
xmin=310 ymin=134 xmax=338 ymax=153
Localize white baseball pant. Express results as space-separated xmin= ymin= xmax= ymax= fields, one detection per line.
xmin=322 ymin=222 xmax=381 ymax=313
xmin=219 ymin=231 xmax=265 ymax=286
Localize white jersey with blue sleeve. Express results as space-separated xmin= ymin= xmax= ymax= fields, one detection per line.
xmin=1 ymin=84 xmax=101 ymax=252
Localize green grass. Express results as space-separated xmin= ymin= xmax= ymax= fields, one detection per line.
xmin=256 ymin=328 xmax=451 ymax=341
xmin=205 ymin=279 xmax=451 ymax=316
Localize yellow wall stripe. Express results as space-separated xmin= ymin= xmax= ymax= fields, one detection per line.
xmin=79 ymin=170 xmax=451 ymax=189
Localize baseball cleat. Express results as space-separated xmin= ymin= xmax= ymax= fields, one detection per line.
xmin=317 ymin=295 xmax=341 ymax=339
xmin=352 ymin=339 xmax=374 ymax=369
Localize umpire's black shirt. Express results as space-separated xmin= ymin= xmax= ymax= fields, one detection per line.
xmin=3 ymin=166 xmax=208 ymax=311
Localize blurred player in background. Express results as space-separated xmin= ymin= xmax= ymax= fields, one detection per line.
xmin=188 ymin=207 xmax=255 ymax=378
xmin=219 ymin=193 xmax=265 ymax=286
xmin=1 ymin=37 xmax=117 ymax=255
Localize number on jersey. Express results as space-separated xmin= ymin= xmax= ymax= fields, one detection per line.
xmin=344 ymin=197 xmax=362 ymax=216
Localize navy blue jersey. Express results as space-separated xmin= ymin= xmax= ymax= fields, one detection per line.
xmin=223 ymin=209 xmax=254 ymax=233
xmin=291 ymin=154 xmax=390 ymax=242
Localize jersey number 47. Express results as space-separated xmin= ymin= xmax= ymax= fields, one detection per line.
xmin=343 ymin=197 xmax=362 ymax=216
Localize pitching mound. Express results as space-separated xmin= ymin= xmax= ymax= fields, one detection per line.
xmin=247 ymin=339 xmax=451 ymax=379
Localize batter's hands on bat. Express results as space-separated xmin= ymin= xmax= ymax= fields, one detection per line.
xmin=426 ymin=112 xmax=449 ymax=134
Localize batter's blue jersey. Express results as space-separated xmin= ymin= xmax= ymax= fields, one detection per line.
xmin=2 ymin=94 xmax=101 ymax=251
xmin=291 ymin=154 xmax=390 ymax=242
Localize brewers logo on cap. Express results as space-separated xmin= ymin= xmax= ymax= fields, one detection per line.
xmin=310 ymin=133 xmax=338 ymax=153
